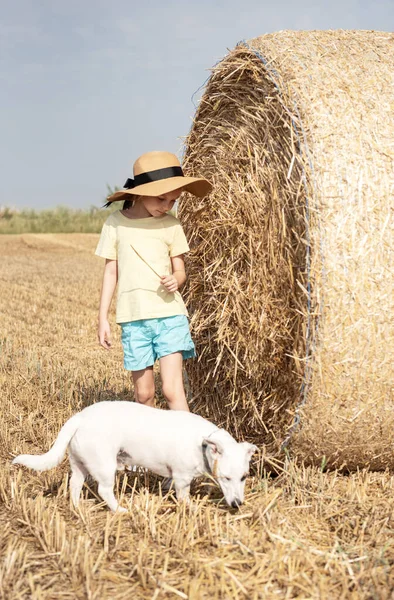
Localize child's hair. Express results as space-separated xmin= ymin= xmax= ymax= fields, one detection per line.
xmin=103 ymin=195 xmax=139 ymax=210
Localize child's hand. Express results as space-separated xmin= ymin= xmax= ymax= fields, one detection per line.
xmin=98 ymin=319 xmax=112 ymax=349
xmin=160 ymin=274 xmax=179 ymax=293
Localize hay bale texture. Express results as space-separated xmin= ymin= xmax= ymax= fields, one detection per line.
xmin=179 ymin=30 xmax=394 ymax=470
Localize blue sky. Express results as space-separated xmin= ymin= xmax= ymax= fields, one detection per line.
xmin=1 ymin=0 xmax=393 ymax=209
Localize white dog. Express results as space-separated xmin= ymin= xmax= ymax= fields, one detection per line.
xmin=12 ymin=401 xmax=257 ymax=512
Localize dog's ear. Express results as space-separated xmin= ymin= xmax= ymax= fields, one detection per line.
xmin=202 ymin=438 xmax=223 ymax=456
xmin=242 ymin=442 xmax=258 ymax=459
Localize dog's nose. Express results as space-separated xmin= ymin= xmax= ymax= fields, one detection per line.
xmin=231 ymin=499 xmax=242 ymax=509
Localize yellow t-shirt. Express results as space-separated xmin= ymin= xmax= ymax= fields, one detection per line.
xmin=95 ymin=211 xmax=190 ymax=323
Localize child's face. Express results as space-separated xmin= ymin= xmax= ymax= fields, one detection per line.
xmin=142 ymin=189 xmax=183 ymax=217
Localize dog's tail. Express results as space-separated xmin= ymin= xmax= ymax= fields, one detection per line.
xmin=12 ymin=413 xmax=82 ymax=471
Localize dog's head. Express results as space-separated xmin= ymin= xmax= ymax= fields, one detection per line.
xmin=202 ymin=431 xmax=257 ymax=509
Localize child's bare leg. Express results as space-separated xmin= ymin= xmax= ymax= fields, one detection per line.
xmin=132 ymin=366 xmax=155 ymax=406
xmin=159 ymin=352 xmax=189 ymax=411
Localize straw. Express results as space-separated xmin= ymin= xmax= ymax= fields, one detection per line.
xmin=1 ymin=232 xmax=394 ymax=597
xmin=180 ymin=30 xmax=394 ymax=470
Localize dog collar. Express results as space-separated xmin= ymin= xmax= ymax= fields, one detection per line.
xmin=212 ymin=458 xmax=218 ymax=478
xmin=202 ymin=441 xmax=219 ymax=478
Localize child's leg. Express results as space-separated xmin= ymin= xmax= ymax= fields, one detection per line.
xmin=159 ymin=352 xmax=189 ymax=411
xmin=132 ymin=366 xmax=155 ymax=407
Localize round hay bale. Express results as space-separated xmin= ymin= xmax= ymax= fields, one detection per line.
xmin=179 ymin=30 xmax=394 ymax=470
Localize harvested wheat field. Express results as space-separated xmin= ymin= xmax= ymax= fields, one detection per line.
xmin=1 ymin=233 xmax=394 ymax=599
xmin=180 ymin=30 xmax=394 ymax=470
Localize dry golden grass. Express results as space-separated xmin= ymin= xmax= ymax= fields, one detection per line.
xmin=1 ymin=234 xmax=394 ymax=599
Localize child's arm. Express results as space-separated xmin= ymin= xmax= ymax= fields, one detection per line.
xmin=161 ymin=255 xmax=186 ymax=293
xmin=98 ymin=259 xmax=118 ymax=349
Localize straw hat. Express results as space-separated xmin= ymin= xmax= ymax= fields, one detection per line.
xmin=107 ymin=151 xmax=213 ymax=202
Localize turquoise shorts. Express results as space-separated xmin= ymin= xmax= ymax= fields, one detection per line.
xmin=120 ymin=315 xmax=196 ymax=371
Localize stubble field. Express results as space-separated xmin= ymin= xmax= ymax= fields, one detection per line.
xmin=1 ymin=234 xmax=394 ymax=599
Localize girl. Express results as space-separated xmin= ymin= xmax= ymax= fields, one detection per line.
xmin=96 ymin=151 xmax=212 ymax=412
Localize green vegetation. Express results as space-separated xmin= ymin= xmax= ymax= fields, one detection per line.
xmin=0 ymin=186 xmax=178 ymax=234
xmin=0 ymin=205 xmax=117 ymax=234
xmin=0 ymin=186 xmax=123 ymax=234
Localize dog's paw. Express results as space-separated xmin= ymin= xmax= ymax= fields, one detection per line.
xmin=115 ymin=506 xmax=128 ymax=514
